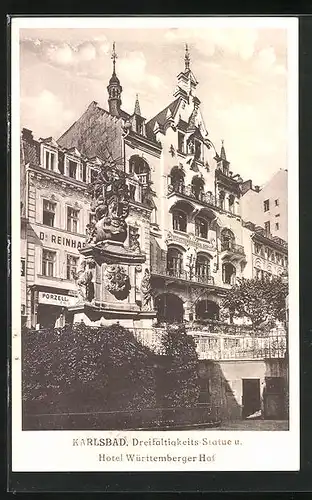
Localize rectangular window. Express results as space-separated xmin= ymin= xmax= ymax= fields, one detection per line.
xmin=275 ymin=199 xmax=279 ymax=206
xmin=66 ymin=254 xmax=79 ymax=280
xmin=45 ymin=150 xmax=56 ymax=171
xmin=68 ymin=160 xmax=77 ymax=179
xmin=263 ymin=199 xmax=270 ymax=212
xmin=82 ymin=163 xmax=87 ymax=182
xmin=67 ymin=207 xmax=79 ymax=233
xmin=21 ymin=258 xmax=25 ymax=277
xmin=42 ymin=249 xmax=56 ymax=277
xmin=275 ymin=222 xmax=280 ymax=230
xmin=264 ymin=221 xmax=270 ymax=234
xmin=42 ymin=199 xmax=56 ymax=227
xmin=194 ymin=140 xmax=202 ymax=161
xmin=90 ymin=168 xmax=97 ymax=184
xmin=178 ymin=132 xmax=185 ymax=153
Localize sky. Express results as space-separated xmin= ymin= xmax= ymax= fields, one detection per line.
xmin=19 ymin=26 xmax=289 ymax=186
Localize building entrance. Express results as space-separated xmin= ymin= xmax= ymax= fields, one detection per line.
xmin=242 ymin=378 xmax=261 ymax=419
xmin=37 ymin=304 xmax=66 ymax=329
xmin=155 ymin=293 xmax=184 ymax=324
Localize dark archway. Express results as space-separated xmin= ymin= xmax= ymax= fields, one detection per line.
xmin=155 ymin=293 xmax=184 ymax=324
xmin=170 ymin=166 xmax=185 ymax=193
xmin=129 ymin=155 xmax=150 ymax=185
xmin=195 ymin=300 xmax=220 ymax=321
xmin=191 ymin=175 xmax=205 ymax=200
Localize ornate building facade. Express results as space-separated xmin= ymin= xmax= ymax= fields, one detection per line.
xmin=20 ymin=45 xmax=288 ymax=420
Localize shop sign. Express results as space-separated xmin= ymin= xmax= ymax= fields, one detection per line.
xmin=38 ymin=230 xmax=86 ymax=250
xmin=38 ymin=291 xmax=78 ymax=307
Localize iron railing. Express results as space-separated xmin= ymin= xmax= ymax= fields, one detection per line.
xmin=151 ymin=267 xmax=215 ymax=285
xmin=221 ymin=241 xmax=245 ymax=255
xmin=167 ymin=184 xmax=219 ymax=208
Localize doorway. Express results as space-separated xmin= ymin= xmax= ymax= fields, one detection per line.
xmin=242 ymin=378 xmax=261 ymax=419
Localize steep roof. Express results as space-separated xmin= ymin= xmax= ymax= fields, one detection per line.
xmin=146 ymin=98 xmax=181 ymax=135
xmin=57 ymin=101 xmax=124 ymax=166
xmin=21 ymin=129 xmax=40 ymax=166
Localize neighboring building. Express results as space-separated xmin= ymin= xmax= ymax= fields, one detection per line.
xmin=20 ymin=44 xmax=288 ymax=420
xmin=240 ymin=169 xmax=288 ymax=242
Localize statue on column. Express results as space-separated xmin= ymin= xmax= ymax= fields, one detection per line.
xmin=141 ymin=268 xmax=153 ymax=311
xmin=87 ymin=163 xmax=130 ymax=245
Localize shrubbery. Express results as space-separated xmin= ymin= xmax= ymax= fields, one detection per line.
xmin=160 ymin=324 xmax=201 ymax=408
xmin=22 ymin=323 xmax=157 ymax=416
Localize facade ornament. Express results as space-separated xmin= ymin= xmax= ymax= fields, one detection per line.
xmin=73 ymin=260 xmax=95 ymax=303
xmin=141 ymin=268 xmax=153 ymax=311
xmin=129 ymin=225 xmax=141 ymax=253
xmin=87 ymin=163 xmax=130 ymax=244
xmin=169 ymin=144 xmax=176 ymax=157
xmin=104 ymin=264 xmax=130 ymax=298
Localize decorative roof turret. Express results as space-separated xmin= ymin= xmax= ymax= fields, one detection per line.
xmin=107 ymin=42 xmax=123 ymax=117
xmin=134 ymin=94 xmax=141 ymax=116
xmin=173 ymin=44 xmax=198 ymax=101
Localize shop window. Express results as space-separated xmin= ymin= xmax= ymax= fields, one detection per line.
xmin=264 ymin=199 xmax=270 ymax=212
xmin=68 ymin=160 xmax=77 ymax=179
xmin=66 ymin=255 xmax=79 ymax=280
xmin=42 ymin=249 xmax=56 ymax=277
xmin=45 ymin=150 xmax=56 ymax=171
xmin=21 ymin=258 xmax=25 ymax=277
xmin=67 ymin=207 xmax=79 ymax=233
xmin=195 ymin=217 xmax=209 ymax=239
xmin=172 ymin=210 xmax=187 ymax=232
xmin=42 ymin=199 xmax=56 ymax=227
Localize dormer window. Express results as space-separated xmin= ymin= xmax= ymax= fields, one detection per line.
xmin=45 ymin=150 xmax=56 ymax=171
xmin=69 ymin=160 xmax=77 ymax=179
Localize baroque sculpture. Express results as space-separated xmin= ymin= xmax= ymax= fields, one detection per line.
xmin=73 ymin=260 xmax=95 ymax=303
xmin=141 ymin=268 xmax=153 ymax=311
xmin=104 ymin=264 xmax=130 ymax=299
xmin=87 ymin=163 xmax=130 ymax=245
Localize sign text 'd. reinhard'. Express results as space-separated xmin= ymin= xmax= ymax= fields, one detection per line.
xmin=39 ymin=231 xmax=86 ymax=249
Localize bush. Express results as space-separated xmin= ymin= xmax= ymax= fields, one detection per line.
xmin=160 ymin=325 xmax=201 ymax=408
xmin=22 ymin=323 xmax=157 ymax=416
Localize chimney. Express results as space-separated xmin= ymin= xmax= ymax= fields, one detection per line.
xmin=22 ymin=128 xmax=33 ymax=141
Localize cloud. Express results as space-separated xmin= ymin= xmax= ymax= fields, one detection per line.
xmin=118 ymin=51 xmax=165 ymax=89
xmin=21 ymin=90 xmax=75 ymax=138
xmin=165 ymin=28 xmax=258 ymax=60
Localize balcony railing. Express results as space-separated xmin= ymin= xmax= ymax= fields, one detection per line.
xmin=167 ymin=184 xmax=218 ymax=208
xmin=151 ymin=267 xmax=215 ymax=285
xmin=221 ymin=241 xmax=245 ymax=255
xmin=131 ymin=327 xmax=287 ymax=360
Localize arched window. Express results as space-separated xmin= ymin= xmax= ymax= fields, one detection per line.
xmin=219 ymin=190 xmax=225 ymax=210
xmin=195 ymin=217 xmax=209 ymax=239
xmin=167 ymin=247 xmax=183 ymax=277
xmin=228 ymin=194 xmax=235 ymax=214
xmin=222 ymin=262 xmax=236 ymax=285
xmin=195 ymin=254 xmax=211 ymax=281
xmin=155 ymin=293 xmax=184 ymax=324
xmin=221 ymin=228 xmax=235 ymax=251
xmin=195 ymin=300 xmax=219 ymax=321
xmin=170 ymin=166 xmax=185 ymax=193
xmin=191 ymin=176 xmax=205 ymax=201
xmin=129 ymin=156 xmax=150 ymax=185
xmin=172 ymin=209 xmax=187 ymax=232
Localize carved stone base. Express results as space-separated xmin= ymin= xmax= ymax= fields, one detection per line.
xmin=68 ymin=303 xmax=156 ymax=330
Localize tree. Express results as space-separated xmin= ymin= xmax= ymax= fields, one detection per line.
xmin=221 ymin=276 xmax=288 ymax=328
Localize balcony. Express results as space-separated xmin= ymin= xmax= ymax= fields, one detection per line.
xmin=151 ymin=267 xmax=215 ymax=286
xmin=167 ymin=184 xmax=218 ymax=210
xmin=220 ymin=241 xmax=246 ymax=262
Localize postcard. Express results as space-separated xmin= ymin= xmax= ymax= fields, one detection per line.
xmin=11 ymin=16 xmax=299 ymax=472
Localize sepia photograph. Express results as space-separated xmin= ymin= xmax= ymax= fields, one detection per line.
xmin=11 ymin=16 xmax=299 ymax=472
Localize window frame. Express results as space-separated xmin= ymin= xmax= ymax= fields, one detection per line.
xmin=172 ymin=209 xmax=187 ymax=233
xmin=42 ymin=248 xmax=56 ymax=277
xmin=66 ymin=253 xmax=79 ymax=280
xmin=263 ymin=199 xmax=270 ymax=212
xmin=42 ymin=199 xmax=56 ymax=227
xmin=66 ymin=206 xmax=80 ymax=233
